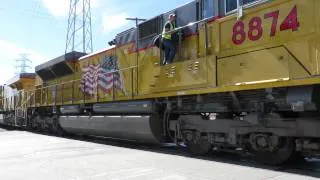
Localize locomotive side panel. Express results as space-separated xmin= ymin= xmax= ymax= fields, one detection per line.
xmin=136 ymin=16 xmax=162 ymax=95
xmin=78 ymin=49 xmax=115 ymax=103
xmin=143 ymin=1 xmax=209 ymax=94
xmin=213 ymin=0 xmax=316 ymax=87
xmin=137 ymin=46 xmax=161 ymax=95
xmin=218 ymin=0 xmax=316 ymax=55
xmin=78 ymin=47 xmax=135 ymax=103
xmin=115 ymin=29 xmax=137 ymax=100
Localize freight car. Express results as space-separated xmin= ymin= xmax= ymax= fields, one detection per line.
xmin=1 ymin=0 xmax=320 ymax=165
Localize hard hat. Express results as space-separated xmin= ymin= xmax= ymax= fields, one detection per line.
xmin=169 ymin=13 xmax=176 ymax=18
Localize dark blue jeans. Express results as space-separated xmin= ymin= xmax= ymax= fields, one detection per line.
xmin=162 ymin=39 xmax=176 ymax=65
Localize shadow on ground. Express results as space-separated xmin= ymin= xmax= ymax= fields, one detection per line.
xmin=1 ymin=125 xmax=319 ymax=178
xmin=65 ymin=133 xmax=320 ymax=178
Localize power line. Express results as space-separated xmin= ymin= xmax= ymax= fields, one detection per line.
xmin=15 ymin=54 xmax=32 ymax=74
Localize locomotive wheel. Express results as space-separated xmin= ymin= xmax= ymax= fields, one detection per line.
xmin=186 ymin=139 xmax=212 ymax=155
xmin=253 ymin=138 xmax=295 ymax=165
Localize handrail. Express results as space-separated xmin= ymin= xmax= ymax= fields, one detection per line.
xmin=11 ymin=65 xmax=138 ymax=106
xmin=160 ymin=16 xmax=217 ymax=37
xmin=0 ymin=17 xmax=214 ymax=105
xmin=155 ymin=16 xmax=216 ymax=63
xmin=0 ymin=17 xmax=218 ymax=101
xmin=3 ymin=66 xmax=139 ymax=96
xmin=139 ymin=33 xmax=158 ymax=41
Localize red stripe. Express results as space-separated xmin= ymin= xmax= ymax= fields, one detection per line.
xmin=116 ymin=41 xmax=135 ymax=49
xmin=207 ymin=15 xmax=223 ymax=23
xmin=184 ymin=32 xmax=199 ymax=39
xmin=136 ymin=44 xmax=156 ymax=53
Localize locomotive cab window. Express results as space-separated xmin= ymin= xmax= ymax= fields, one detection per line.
xmin=201 ymin=0 xmax=215 ymax=19
xmin=138 ymin=16 xmax=162 ymax=52
xmin=139 ymin=16 xmax=161 ymax=40
xmin=225 ymin=0 xmax=270 ymax=14
xmin=225 ymin=0 xmax=238 ymax=14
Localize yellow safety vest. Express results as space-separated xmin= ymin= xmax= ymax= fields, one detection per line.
xmin=162 ymin=21 xmax=175 ymax=40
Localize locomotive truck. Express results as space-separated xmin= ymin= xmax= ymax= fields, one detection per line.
xmin=1 ymin=0 xmax=320 ymax=165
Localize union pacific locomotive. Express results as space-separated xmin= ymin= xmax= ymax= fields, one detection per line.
xmin=1 ymin=0 xmax=320 ymax=165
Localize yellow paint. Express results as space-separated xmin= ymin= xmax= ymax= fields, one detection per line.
xmin=134 ymin=76 xmax=320 ymax=100
xmin=218 ymin=0 xmax=316 ymax=56
xmin=8 ymin=77 xmax=35 ymax=91
xmin=17 ymin=0 xmax=320 ymax=109
xmin=152 ymin=58 xmax=208 ymax=92
xmin=217 ymin=47 xmax=306 ymax=86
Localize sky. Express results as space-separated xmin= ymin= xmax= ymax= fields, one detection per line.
xmin=0 ymin=0 xmax=191 ymax=84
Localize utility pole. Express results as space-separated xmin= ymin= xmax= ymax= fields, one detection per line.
xmin=125 ymin=17 xmax=146 ymax=50
xmin=15 ymin=54 xmax=32 ymax=75
xmin=65 ymin=0 xmax=93 ymax=54
xmin=125 ymin=18 xmax=147 ymax=28
xmin=107 ymin=18 xmax=146 ymax=46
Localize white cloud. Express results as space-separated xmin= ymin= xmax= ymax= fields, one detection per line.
xmin=91 ymin=0 xmax=100 ymax=8
xmin=0 ymin=40 xmax=49 ymax=84
xmin=102 ymin=13 xmax=129 ymax=33
xmin=41 ymin=0 xmax=99 ymax=18
xmin=41 ymin=0 xmax=69 ymax=17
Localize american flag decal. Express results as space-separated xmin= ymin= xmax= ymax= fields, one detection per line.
xmin=80 ymin=56 xmax=125 ymax=96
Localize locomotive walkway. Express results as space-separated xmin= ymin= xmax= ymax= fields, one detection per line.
xmin=0 ymin=128 xmax=319 ymax=180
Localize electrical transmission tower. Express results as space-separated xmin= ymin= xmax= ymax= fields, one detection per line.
xmin=65 ymin=0 xmax=93 ymax=54
xmin=15 ymin=54 xmax=32 ymax=75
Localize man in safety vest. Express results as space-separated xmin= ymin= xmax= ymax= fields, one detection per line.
xmin=162 ymin=13 xmax=177 ymax=65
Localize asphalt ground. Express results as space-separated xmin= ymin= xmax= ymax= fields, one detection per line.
xmin=0 ymin=127 xmax=319 ymax=180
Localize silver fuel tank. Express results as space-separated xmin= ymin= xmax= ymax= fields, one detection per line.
xmin=59 ymin=114 xmax=162 ymax=144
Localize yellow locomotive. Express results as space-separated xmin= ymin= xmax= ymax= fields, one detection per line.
xmin=1 ymin=0 xmax=320 ymax=165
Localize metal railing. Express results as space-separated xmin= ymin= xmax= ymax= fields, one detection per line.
xmin=155 ymin=16 xmax=216 ymax=64
xmin=0 ymin=17 xmax=222 ymax=111
xmin=1 ymin=66 xmax=137 ymax=109
xmin=161 ymin=16 xmax=215 ymax=37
